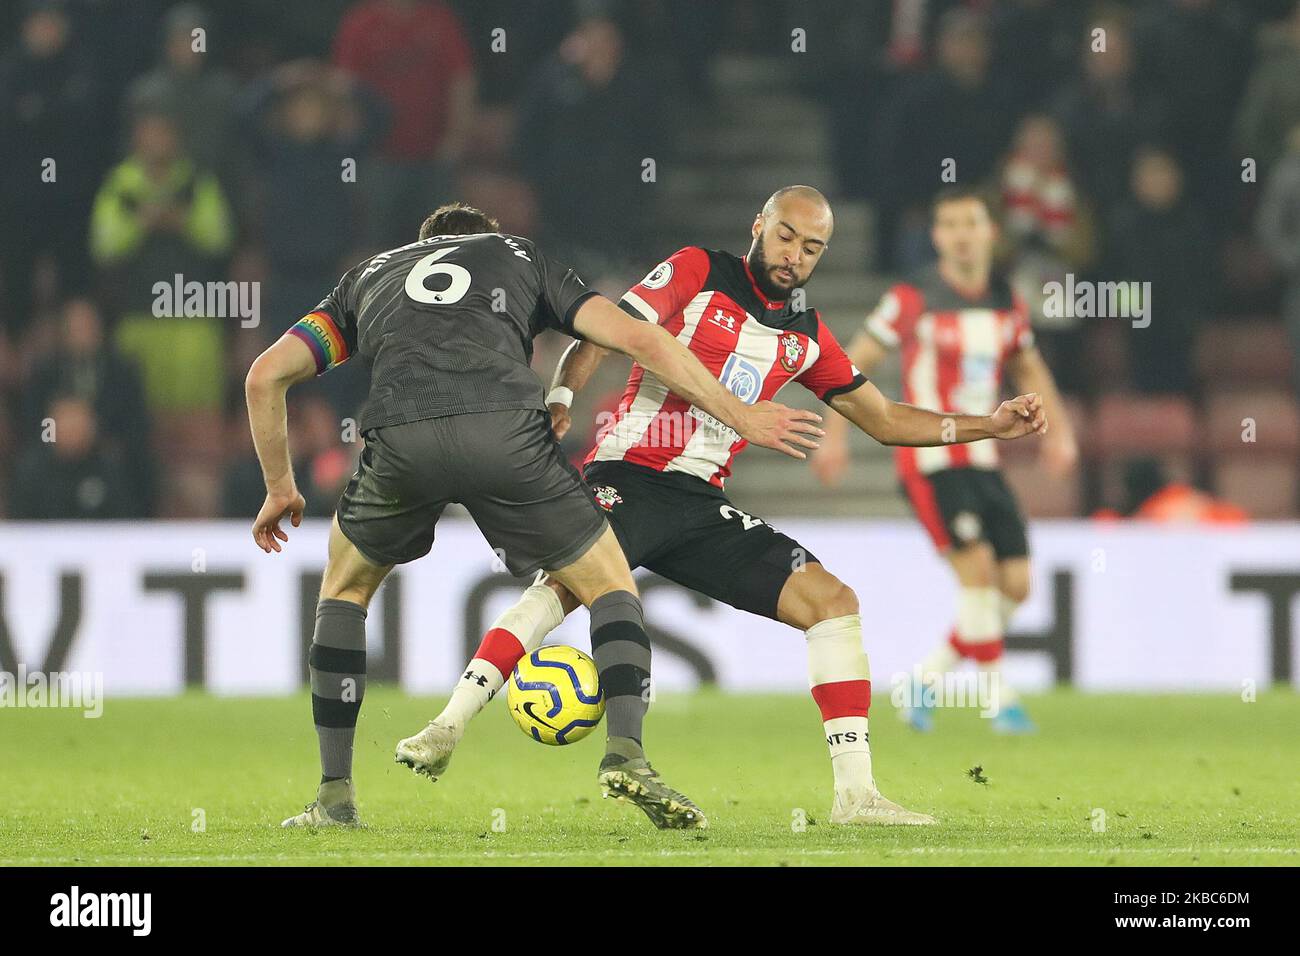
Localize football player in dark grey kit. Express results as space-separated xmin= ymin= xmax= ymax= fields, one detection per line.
xmin=244 ymin=203 xmax=822 ymax=828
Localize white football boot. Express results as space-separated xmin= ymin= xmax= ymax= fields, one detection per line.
xmin=281 ymin=778 xmax=362 ymax=828
xmin=831 ymin=788 xmax=937 ymax=826
xmin=394 ymin=720 xmax=458 ymax=781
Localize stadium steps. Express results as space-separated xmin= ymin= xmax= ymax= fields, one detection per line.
xmin=647 ymin=52 xmax=897 ymax=516
xmin=709 ymin=52 xmax=803 ymax=93
xmin=676 ymin=107 xmax=833 ymax=162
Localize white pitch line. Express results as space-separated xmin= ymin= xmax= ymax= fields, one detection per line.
xmin=1 ymin=846 xmax=1294 ymax=866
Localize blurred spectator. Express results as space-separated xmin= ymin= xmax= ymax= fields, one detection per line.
xmin=89 ymin=109 xmax=234 ymax=411
xmin=0 ymin=0 xmax=105 ymax=340
xmin=89 ymin=109 xmax=234 ymax=311
xmin=1132 ymin=0 xmax=1251 ymax=215
xmin=1106 ymin=147 xmax=1212 ymax=395
xmin=125 ymin=3 xmax=241 ymax=191
xmin=989 ymin=0 xmax=1086 ymax=116
xmin=874 ymin=8 xmax=1016 ymax=271
xmin=8 ymin=395 xmax=142 ymax=519
xmin=516 ymin=15 xmax=666 ymax=279
xmin=292 ymin=391 xmax=355 ymax=514
xmin=1052 ymin=11 xmax=1167 ymax=219
xmin=1093 ymin=458 xmax=1247 ymax=524
xmin=0 ymin=0 xmax=1294 ymax=521
xmin=332 ymin=0 xmax=475 ymax=250
xmin=1235 ymin=2 xmax=1300 ymax=185
xmin=1001 ymin=114 xmax=1093 ymax=395
xmin=222 ymin=391 xmax=352 ymax=518
xmin=1256 ymin=124 xmax=1300 ymax=398
xmin=23 ymin=296 xmax=155 ymax=509
xmin=1001 ymin=114 xmax=1085 ymax=259
xmin=450 ymin=0 xmax=566 ymax=107
xmin=241 ymin=64 xmax=384 ymax=291
xmin=241 ymin=60 xmax=385 ymax=413
xmin=815 ymin=3 xmax=893 ymax=204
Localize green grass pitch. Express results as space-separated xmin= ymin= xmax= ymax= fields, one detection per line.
xmin=2 ymin=688 xmax=1296 ymax=866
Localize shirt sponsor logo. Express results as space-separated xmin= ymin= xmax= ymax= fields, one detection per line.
xmin=721 ymin=354 xmax=762 ymax=404
xmin=687 ymin=406 xmax=741 ymax=445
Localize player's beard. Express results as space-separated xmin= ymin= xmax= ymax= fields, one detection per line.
xmin=747 ymin=244 xmax=807 ymax=302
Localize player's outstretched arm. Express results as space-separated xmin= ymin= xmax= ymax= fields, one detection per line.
xmin=546 ymin=339 xmax=609 ymax=439
xmin=245 ymin=334 xmax=318 ymax=553
xmin=571 ymin=295 xmax=824 ymax=459
xmin=828 ymin=380 xmax=1047 ymax=447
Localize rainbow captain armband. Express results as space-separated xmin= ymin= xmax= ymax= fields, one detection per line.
xmin=288 ymin=311 xmax=351 ymax=374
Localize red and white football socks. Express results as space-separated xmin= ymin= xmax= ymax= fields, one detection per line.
xmin=998 ymin=593 xmax=1021 ymax=632
xmin=917 ymin=586 xmax=1020 ymax=711
xmin=980 ymin=592 xmax=1023 ymax=710
xmin=914 ymin=585 xmax=1023 ymax=712
xmin=947 ymin=585 xmax=1002 ymax=663
xmin=806 ymin=614 xmax=874 ymax=798
xmin=435 ymin=584 xmax=564 ymax=737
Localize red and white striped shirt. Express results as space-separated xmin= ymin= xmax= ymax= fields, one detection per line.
xmin=586 ymin=246 xmax=865 ymax=486
xmin=865 ymin=265 xmax=1034 ymax=477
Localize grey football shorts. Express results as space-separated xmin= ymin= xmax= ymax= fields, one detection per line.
xmin=335 ymin=408 xmax=608 ymax=576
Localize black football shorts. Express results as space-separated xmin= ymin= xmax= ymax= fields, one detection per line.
xmin=582 ymin=460 xmax=816 ymax=621
xmin=900 ymin=466 xmax=1029 ymax=559
xmin=336 ymin=408 xmax=608 ymax=576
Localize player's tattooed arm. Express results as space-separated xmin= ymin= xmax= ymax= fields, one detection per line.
xmin=571 ymin=295 xmax=824 ymax=459
xmin=811 ymin=331 xmax=890 ymax=486
xmin=244 ymin=334 xmax=318 ymax=553
xmin=828 ymin=380 xmax=1047 ymax=447
xmin=546 ymin=339 xmax=610 ymax=440
xmin=1005 ymin=346 xmax=1078 ymax=476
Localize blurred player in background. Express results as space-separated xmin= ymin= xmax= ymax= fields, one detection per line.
xmin=398 ymin=186 xmax=1048 ymax=828
xmin=814 ymin=185 xmax=1078 ymax=733
xmin=244 ymin=202 xmax=820 ymax=828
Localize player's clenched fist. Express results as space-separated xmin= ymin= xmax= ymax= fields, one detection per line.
xmin=990 ymin=392 xmax=1048 ymax=440
xmin=252 ymin=489 xmax=306 ymax=553
xmin=739 ymin=401 xmax=824 ymax=460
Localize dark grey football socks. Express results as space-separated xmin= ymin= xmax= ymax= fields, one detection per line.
xmin=589 ymin=590 xmax=650 ymax=754
xmin=309 ymin=598 xmax=368 ymax=783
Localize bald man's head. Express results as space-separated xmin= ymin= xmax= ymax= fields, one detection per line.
xmin=760 ymin=185 xmax=833 ymax=227
xmin=747 ymin=185 xmax=833 ymax=300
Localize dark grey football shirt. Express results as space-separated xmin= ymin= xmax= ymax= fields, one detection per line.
xmin=312 ymin=233 xmax=596 ymax=431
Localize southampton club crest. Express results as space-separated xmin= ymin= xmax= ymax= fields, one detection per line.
xmin=592 ymin=485 xmax=623 ymax=511
xmin=778 ymin=332 xmax=806 ymax=372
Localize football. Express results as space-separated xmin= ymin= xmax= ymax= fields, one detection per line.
xmin=506 ymin=645 xmax=605 ymax=745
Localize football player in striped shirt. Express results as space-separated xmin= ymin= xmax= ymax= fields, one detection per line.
xmin=247 ymin=203 xmax=823 ymax=829
xmin=395 ymin=186 xmax=1048 ymax=828
xmin=814 ymin=185 xmax=1078 ymax=733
